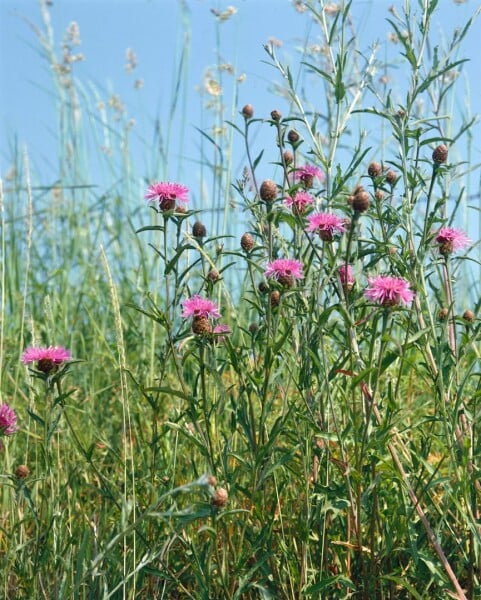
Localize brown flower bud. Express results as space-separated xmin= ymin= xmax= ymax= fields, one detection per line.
xmin=277 ymin=274 xmax=295 ymax=288
xmin=248 ymin=322 xmax=259 ymax=334
xmin=463 ymin=309 xmax=475 ymax=323
xmin=207 ymin=475 xmax=217 ymax=487
xmin=374 ymin=189 xmax=384 ymax=201
xmin=192 ymin=316 xmax=212 ymax=335
xmin=438 ymin=307 xmax=449 ymax=322
xmin=15 ymin=465 xmax=30 ymax=479
xmin=260 ymin=179 xmax=278 ymax=202
xmin=270 ymin=290 xmax=281 ymax=307
xmin=211 ymin=487 xmax=228 ymax=508
xmin=368 ymin=162 xmax=382 ymax=178
xmin=283 ymin=150 xmax=294 ymax=165
xmin=192 ymin=221 xmax=207 ymax=238
xmin=287 ymin=129 xmax=300 ymax=144
xmin=352 ymin=189 xmax=370 ymax=213
xmin=432 ymin=144 xmax=448 ymax=165
xmin=207 ymin=269 xmax=220 ymax=283
xmin=240 ymin=232 xmax=255 ymax=252
xmin=270 ymin=109 xmax=282 ymax=121
xmin=241 ymin=104 xmax=254 ymax=119
xmin=258 ymin=282 xmax=269 ymax=294
xmin=385 ymin=170 xmax=398 ymax=185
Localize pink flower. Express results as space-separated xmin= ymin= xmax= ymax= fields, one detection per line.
xmin=181 ymin=295 xmax=221 ymax=320
xmin=213 ymin=324 xmax=231 ymax=343
xmin=22 ymin=346 xmax=71 ymax=374
xmin=0 ymin=403 xmax=17 ymax=436
xmin=338 ymin=265 xmax=354 ymax=289
xmin=364 ymin=275 xmax=414 ymax=307
xmin=306 ymin=212 xmax=346 ymax=241
xmin=435 ymin=227 xmax=471 ymax=256
xmin=265 ymin=258 xmax=304 ymax=288
xmin=295 ymin=164 xmax=324 ymax=188
xmin=284 ymin=191 xmax=314 ymax=214
xmin=145 ymin=182 xmax=189 ymax=211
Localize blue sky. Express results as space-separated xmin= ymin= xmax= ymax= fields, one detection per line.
xmin=1 ymin=0 xmax=480 ymax=200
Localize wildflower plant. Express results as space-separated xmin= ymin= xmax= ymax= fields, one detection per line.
xmin=3 ymin=1 xmax=481 ymax=599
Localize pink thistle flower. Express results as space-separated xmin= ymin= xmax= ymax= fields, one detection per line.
xmin=435 ymin=227 xmax=471 ymax=257
xmin=284 ymin=190 xmax=314 ymax=215
xmin=338 ymin=265 xmax=354 ymax=291
xmin=295 ymin=164 xmax=324 ymax=188
xmin=145 ymin=182 xmax=189 ymax=211
xmin=265 ymin=258 xmax=304 ymax=288
xmin=364 ymin=275 xmax=414 ymax=307
xmin=212 ymin=324 xmax=231 ymax=343
xmin=181 ymin=295 xmax=221 ymax=320
xmin=0 ymin=403 xmax=17 ymax=437
xmin=306 ymin=212 xmax=346 ymax=242
xmin=22 ymin=346 xmax=71 ymax=374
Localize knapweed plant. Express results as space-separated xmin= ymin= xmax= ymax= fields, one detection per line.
xmin=2 ymin=1 xmax=481 ymax=599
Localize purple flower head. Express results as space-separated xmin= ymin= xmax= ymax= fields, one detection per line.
xmin=265 ymin=258 xmax=304 ymax=288
xmin=306 ymin=212 xmax=346 ymax=241
xmin=181 ymin=295 xmax=221 ymax=320
xmin=338 ymin=265 xmax=354 ymax=288
xmin=22 ymin=346 xmax=71 ymax=374
xmin=212 ymin=324 xmax=231 ymax=343
xmin=145 ymin=182 xmax=189 ymax=211
xmin=364 ymin=275 xmax=414 ymax=307
xmin=0 ymin=403 xmax=17 ymax=437
xmin=284 ymin=190 xmax=314 ymax=215
xmin=435 ymin=227 xmax=471 ymax=256
xmin=295 ymin=164 xmax=324 ymax=188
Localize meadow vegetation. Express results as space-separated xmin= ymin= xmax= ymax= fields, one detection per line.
xmin=1 ymin=1 xmax=481 ymax=598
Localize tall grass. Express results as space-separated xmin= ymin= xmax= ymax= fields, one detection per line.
xmin=1 ymin=0 xmax=481 ymax=598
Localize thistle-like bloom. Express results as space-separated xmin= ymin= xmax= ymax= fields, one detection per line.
xmin=22 ymin=346 xmax=71 ymax=374
xmin=295 ymin=164 xmax=324 ymax=188
xmin=145 ymin=182 xmax=189 ymax=211
xmin=435 ymin=227 xmax=471 ymax=256
xmin=265 ymin=258 xmax=304 ymax=288
xmin=284 ymin=190 xmax=314 ymax=214
xmin=306 ymin=212 xmax=346 ymax=241
xmin=0 ymin=403 xmax=17 ymax=437
xmin=338 ymin=265 xmax=354 ymax=290
xmin=364 ymin=275 xmax=414 ymax=307
xmin=181 ymin=295 xmax=221 ymax=320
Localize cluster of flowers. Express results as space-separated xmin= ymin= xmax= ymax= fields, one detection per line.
xmin=144 ymin=172 xmax=472 ymax=336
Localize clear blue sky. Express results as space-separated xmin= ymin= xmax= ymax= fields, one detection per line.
xmin=1 ymin=0 xmax=480 ymax=195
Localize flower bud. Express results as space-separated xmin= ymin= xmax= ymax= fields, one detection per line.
xmin=351 ymin=188 xmax=370 ymax=213
xmin=385 ymin=170 xmax=398 ymax=186
xmin=260 ymin=179 xmax=278 ymax=202
xmin=240 ymin=232 xmax=255 ymax=252
xmin=270 ymin=109 xmax=282 ymax=121
xmin=242 ymin=104 xmax=254 ymax=119
xmin=211 ymin=487 xmax=228 ymax=508
xmin=438 ymin=307 xmax=449 ymax=322
xmin=192 ymin=221 xmax=207 ymax=238
xmin=283 ymin=151 xmax=294 ymax=165
xmin=15 ymin=464 xmax=30 ymax=479
xmin=368 ymin=162 xmax=382 ymax=178
xmin=432 ymin=144 xmax=448 ymax=165
xmin=463 ymin=309 xmax=475 ymax=323
xmin=287 ymin=129 xmax=300 ymax=144
xmin=207 ymin=269 xmax=220 ymax=283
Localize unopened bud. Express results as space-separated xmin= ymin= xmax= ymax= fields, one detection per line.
xmin=241 ymin=232 xmax=255 ymax=252
xmin=463 ymin=309 xmax=475 ymax=323
xmin=385 ymin=170 xmax=398 ymax=186
xmin=368 ymin=162 xmax=382 ymax=178
xmin=432 ymin=144 xmax=448 ymax=165
xmin=270 ymin=109 xmax=282 ymax=121
xmin=242 ymin=104 xmax=254 ymax=119
xmin=15 ymin=464 xmax=30 ymax=479
xmin=287 ymin=129 xmax=300 ymax=144
xmin=211 ymin=487 xmax=228 ymax=508
xmin=260 ymin=179 xmax=278 ymax=202
xmin=192 ymin=221 xmax=207 ymax=238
